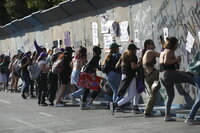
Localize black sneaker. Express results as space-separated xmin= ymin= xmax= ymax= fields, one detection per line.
xmin=48 ymin=103 xmax=54 ymax=106
xmin=144 ymin=113 xmax=155 ymax=118
xmin=29 ymin=95 xmax=36 ymax=98
xmin=21 ymin=94 xmax=27 ymax=99
xmin=132 ymin=105 xmax=141 ymax=114
xmin=40 ymin=103 xmax=48 ymax=106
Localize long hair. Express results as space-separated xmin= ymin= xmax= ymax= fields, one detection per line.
xmin=121 ymin=49 xmax=136 ymax=66
xmin=103 ymin=49 xmax=115 ymax=65
xmin=163 ymin=37 xmax=178 ymax=50
xmin=76 ymin=46 xmax=87 ymax=59
xmin=142 ymin=39 xmax=154 ymax=57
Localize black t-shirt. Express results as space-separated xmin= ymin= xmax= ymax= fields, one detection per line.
xmin=84 ymin=55 xmax=101 ymax=74
xmin=21 ymin=57 xmax=29 ymax=73
xmin=122 ymin=53 xmax=138 ymax=76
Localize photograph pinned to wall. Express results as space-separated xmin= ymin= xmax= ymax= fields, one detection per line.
xmin=119 ymin=21 xmax=129 ymax=42
xmin=163 ymin=27 xmax=168 ymax=41
xmin=104 ymin=34 xmax=113 ymax=52
xmin=53 ymin=40 xmax=58 ymax=47
xmin=92 ymin=22 xmax=99 ymax=46
xmin=186 ymin=31 xmax=195 ymax=53
xmin=134 ymin=30 xmax=140 ymax=43
xmin=111 ymin=21 xmax=120 ymax=37
xmin=100 ymin=15 xmax=109 ymax=33
xmin=58 ymin=39 xmax=63 ymax=48
xmin=64 ymin=31 xmax=71 ymax=47
xmin=106 ymin=20 xmax=114 ymax=34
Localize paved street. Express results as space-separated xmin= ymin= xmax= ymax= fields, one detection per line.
xmin=0 ymin=92 xmax=199 ymax=133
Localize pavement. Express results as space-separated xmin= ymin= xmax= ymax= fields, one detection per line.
xmin=0 ymin=91 xmax=200 ymax=133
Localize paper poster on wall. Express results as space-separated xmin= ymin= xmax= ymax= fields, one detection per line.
xmin=119 ymin=21 xmax=129 ymax=42
xmin=100 ymin=15 xmax=109 ymax=33
xmin=134 ymin=30 xmax=140 ymax=43
xmin=64 ymin=31 xmax=71 ymax=47
xmin=92 ymin=22 xmax=99 ymax=46
xmin=23 ymin=39 xmax=29 ymax=46
xmin=104 ymin=34 xmax=113 ymax=52
xmin=163 ymin=27 xmax=168 ymax=41
xmin=198 ymin=31 xmax=200 ymax=41
xmin=186 ymin=31 xmax=195 ymax=53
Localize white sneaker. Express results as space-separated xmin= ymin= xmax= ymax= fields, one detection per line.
xmin=86 ymin=104 xmax=95 ymax=110
xmin=80 ymin=102 xmax=87 ymax=110
xmin=185 ymin=118 xmax=200 ymax=125
xmin=54 ymin=103 xmax=65 ymax=107
xmin=86 ymin=100 xmax=95 ymax=110
xmin=69 ymin=94 xmax=79 ymax=105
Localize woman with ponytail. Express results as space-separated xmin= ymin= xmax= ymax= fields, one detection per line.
xmin=159 ymin=37 xmax=196 ymax=121
xmin=103 ymin=43 xmax=121 ymax=103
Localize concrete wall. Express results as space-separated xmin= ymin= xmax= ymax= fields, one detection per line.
xmin=0 ymin=0 xmax=200 ymax=108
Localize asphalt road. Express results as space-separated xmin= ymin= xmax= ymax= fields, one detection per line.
xmin=0 ymin=92 xmax=199 ymax=133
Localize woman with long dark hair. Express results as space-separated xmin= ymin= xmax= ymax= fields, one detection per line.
xmin=69 ymin=46 xmax=87 ymax=104
xmin=80 ymin=46 xmax=102 ymax=110
xmin=159 ymin=37 xmax=196 ymax=121
xmin=103 ymin=43 xmax=121 ymax=102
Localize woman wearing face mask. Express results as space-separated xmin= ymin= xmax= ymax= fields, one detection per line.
xmin=159 ymin=37 xmax=196 ymax=121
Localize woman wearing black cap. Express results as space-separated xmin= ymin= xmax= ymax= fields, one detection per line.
xmin=80 ymin=46 xmax=102 ymax=110
xmin=110 ymin=43 xmax=140 ymax=115
xmin=103 ymin=43 xmax=122 ymax=102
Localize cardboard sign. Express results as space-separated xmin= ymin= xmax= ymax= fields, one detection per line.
xmin=163 ymin=27 xmax=168 ymax=41
xmin=186 ymin=31 xmax=195 ymax=53
xmin=64 ymin=31 xmax=71 ymax=47
xmin=78 ymin=72 xmax=101 ymax=91
xmin=104 ymin=34 xmax=113 ymax=52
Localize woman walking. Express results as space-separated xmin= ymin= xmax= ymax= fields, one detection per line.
xmin=142 ymin=39 xmax=160 ymax=117
xmin=103 ymin=43 xmax=121 ymax=102
xmin=110 ymin=43 xmax=140 ymax=115
xmin=80 ymin=46 xmax=102 ymax=110
xmin=69 ymin=46 xmax=87 ymax=104
xmin=159 ymin=37 xmax=196 ymax=121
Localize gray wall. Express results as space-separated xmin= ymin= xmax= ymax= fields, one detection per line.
xmin=0 ymin=0 xmax=200 ymax=108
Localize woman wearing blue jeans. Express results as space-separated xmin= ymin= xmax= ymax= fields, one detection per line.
xmin=185 ymin=51 xmax=200 ymax=125
xmin=103 ymin=43 xmax=121 ymax=102
xmin=69 ymin=46 xmax=87 ymax=103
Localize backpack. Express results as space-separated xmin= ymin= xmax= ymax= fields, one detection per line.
xmin=52 ymin=58 xmax=64 ymax=74
xmin=136 ymin=65 xmax=145 ymax=93
xmin=28 ymin=62 xmax=41 ymax=80
xmin=102 ymin=57 xmax=113 ymax=74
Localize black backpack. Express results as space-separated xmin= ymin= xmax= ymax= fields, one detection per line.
xmin=102 ymin=57 xmax=113 ymax=74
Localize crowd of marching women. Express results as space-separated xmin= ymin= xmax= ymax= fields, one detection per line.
xmin=0 ymin=37 xmax=200 ymax=125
